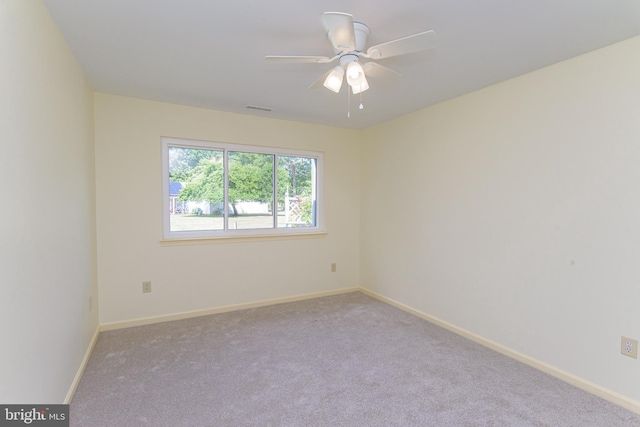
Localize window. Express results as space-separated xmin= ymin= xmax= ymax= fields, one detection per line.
xmin=162 ymin=137 xmax=323 ymax=240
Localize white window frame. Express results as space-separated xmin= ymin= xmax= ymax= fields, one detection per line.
xmin=161 ymin=137 xmax=324 ymax=240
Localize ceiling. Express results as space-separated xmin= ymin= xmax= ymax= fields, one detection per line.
xmin=42 ymin=1 xmax=640 ymax=130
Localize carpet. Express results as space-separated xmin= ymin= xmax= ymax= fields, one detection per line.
xmin=70 ymin=292 xmax=640 ymax=426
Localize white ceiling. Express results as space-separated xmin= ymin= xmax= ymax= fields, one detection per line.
xmin=42 ymin=1 xmax=640 ymax=130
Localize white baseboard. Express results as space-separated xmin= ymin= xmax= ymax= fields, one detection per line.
xmin=100 ymin=287 xmax=360 ymax=331
xmin=359 ymin=287 xmax=640 ymax=415
xmin=65 ymin=325 xmax=100 ymax=404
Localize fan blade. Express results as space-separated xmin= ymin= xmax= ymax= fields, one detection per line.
xmin=362 ymin=62 xmax=403 ymax=80
xmin=265 ymin=55 xmax=332 ymax=63
xmin=322 ymin=12 xmax=356 ymax=53
xmin=366 ymin=30 xmax=437 ymax=60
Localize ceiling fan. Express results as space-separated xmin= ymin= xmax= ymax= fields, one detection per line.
xmin=265 ymin=12 xmax=437 ymax=95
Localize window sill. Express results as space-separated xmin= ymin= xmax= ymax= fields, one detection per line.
xmin=160 ymin=231 xmax=327 ymax=246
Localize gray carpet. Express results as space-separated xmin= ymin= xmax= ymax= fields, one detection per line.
xmin=71 ymin=292 xmax=640 ymax=426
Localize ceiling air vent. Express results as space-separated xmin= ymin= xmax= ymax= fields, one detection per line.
xmin=246 ymin=105 xmax=272 ymax=112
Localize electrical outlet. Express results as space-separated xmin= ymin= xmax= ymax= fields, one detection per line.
xmin=621 ymin=336 xmax=638 ymax=359
xmin=331 ymin=263 xmax=337 ymax=273
xmin=142 ymin=281 xmax=152 ymax=294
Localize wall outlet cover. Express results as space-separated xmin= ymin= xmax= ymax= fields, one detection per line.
xmin=621 ymin=336 xmax=638 ymax=359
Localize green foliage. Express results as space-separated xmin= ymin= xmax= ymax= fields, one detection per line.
xmin=169 ymin=147 xmax=221 ymax=182
xmin=279 ymin=156 xmax=313 ymax=197
xmin=300 ymin=198 xmax=313 ymax=224
xmin=228 ymin=152 xmax=274 ymax=204
xmin=178 ymin=159 xmax=223 ymax=203
xmin=174 ymin=149 xmax=315 ymax=216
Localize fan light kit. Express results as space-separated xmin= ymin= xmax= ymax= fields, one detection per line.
xmin=266 ymin=12 xmax=437 ymax=117
xmin=324 ymin=66 xmax=344 ymax=93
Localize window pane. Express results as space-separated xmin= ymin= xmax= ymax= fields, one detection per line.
xmin=227 ymin=151 xmax=274 ymax=230
xmin=168 ymin=146 xmax=224 ymax=231
xmin=277 ymin=156 xmax=316 ymax=228
xmin=163 ymin=137 xmax=322 ymax=239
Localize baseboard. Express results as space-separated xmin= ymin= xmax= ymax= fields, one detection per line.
xmin=359 ymin=287 xmax=640 ymax=415
xmin=64 ymin=325 xmax=100 ymax=404
xmin=100 ymin=287 xmax=360 ymax=331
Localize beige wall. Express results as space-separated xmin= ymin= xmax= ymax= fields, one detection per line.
xmin=0 ymin=0 xmax=97 ymax=403
xmin=361 ymin=36 xmax=640 ymax=402
xmin=94 ymin=94 xmax=361 ymax=324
